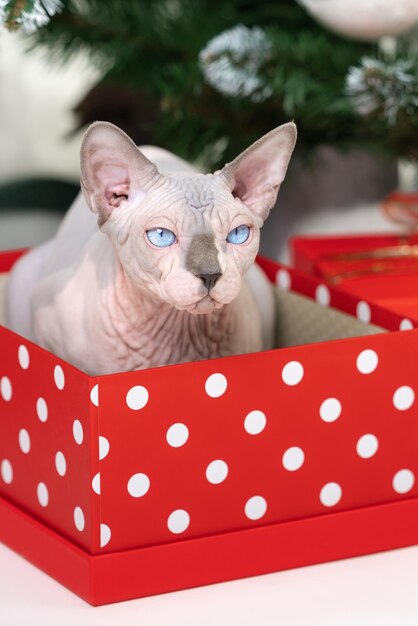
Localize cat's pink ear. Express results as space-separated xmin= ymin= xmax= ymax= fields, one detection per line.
xmin=80 ymin=121 xmax=160 ymax=226
xmin=220 ymin=122 xmax=297 ymax=221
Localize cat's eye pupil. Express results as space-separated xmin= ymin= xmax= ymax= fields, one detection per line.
xmin=146 ymin=227 xmax=177 ymax=248
xmin=226 ymin=224 xmax=250 ymax=245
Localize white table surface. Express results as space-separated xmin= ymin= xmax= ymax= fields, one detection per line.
xmin=1 ymin=540 xmax=418 ymax=626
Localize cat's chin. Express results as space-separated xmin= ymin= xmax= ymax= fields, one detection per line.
xmin=179 ymin=296 xmax=224 ymax=315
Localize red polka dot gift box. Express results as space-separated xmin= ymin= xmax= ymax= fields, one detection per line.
xmin=1 ymin=249 xmax=418 ymax=605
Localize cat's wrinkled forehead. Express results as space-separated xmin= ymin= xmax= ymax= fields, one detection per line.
xmin=168 ymin=173 xmax=231 ymax=217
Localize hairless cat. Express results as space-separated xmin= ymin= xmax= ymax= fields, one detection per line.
xmin=5 ymin=121 xmax=297 ymax=374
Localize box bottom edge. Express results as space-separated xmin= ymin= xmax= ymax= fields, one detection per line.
xmin=1 ymin=494 xmax=418 ymax=606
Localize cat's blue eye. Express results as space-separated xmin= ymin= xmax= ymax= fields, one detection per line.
xmin=146 ymin=228 xmax=177 ymax=248
xmin=226 ymin=225 xmax=251 ymax=245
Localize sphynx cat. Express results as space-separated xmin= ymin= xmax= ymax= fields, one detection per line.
xmin=5 ymin=121 xmax=296 ymax=375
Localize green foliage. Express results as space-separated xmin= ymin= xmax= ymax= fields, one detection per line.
xmin=22 ymin=0 xmax=416 ymax=166
xmin=1 ymin=0 xmax=62 ymax=34
xmin=346 ymin=53 xmax=418 ymax=160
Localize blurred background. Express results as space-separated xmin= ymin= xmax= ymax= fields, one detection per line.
xmin=0 ymin=0 xmax=417 ymax=261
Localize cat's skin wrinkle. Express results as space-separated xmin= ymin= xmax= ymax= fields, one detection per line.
xmin=90 ymin=262 xmax=243 ymax=374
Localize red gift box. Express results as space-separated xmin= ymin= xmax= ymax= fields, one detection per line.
xmin=1 ymin=249 xmax=418 ymax=605
xmin=292 ymin=234 xmax=418 ymax=323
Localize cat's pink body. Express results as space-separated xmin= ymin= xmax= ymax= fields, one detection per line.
xmin=5 ymin=123 xmax=296 ymax=374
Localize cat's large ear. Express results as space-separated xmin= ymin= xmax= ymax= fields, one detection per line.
xmin=80 ymin=121 xmax=161 ymax=226
xmin=219 ymin=122 xmax=297 ymax=221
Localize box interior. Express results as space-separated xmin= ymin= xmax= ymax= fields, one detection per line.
xmin=0 ymin=270 xmax=384 ymax=351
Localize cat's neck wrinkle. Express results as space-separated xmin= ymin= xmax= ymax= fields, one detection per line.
xmin=101 ymin=264 xmax=237 ymax=369
xmin=175 ymin=305 xmax=235 ymax=362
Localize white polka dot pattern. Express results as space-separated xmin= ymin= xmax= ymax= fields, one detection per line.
xmin=53 ymin=365 xmax=65 ymax=390
xmin=393 ymin=469 xmax=415 ymax=494
xmin=393 ymin=386 xmax=415 ymax=411
xmin=18 ymin=345 xmax=30 ymax=370
xmin=282 ymin=361 xmax=304 ymax=386
xmin=166 ymin=423 xmax=189 ymax=447
xmin=167 ymin=510 xmax=190 ymax=534
xmin=92 ymin=473 xmax=101 ymax=495
xmin=126 ymin=385 xmax=149 ymax=410
xmin=356 ymin=349 xmax=378 ymax=374
xmin=245 ymin=496 xmax=267 ymax=520
xmin=206 ymin=460 xmax=228 ymax=484
xmin=319 ymin=398 xmax=342 ymax=423
xmin=0 ymin=376 xmax=12 ymax=402
xmin=282 ymin=447 xmax=305 ymax=471
xmin=1 ymin=459 xmax=13 ymax=484
xmin=36 ymin=397 xmax=48 ymax=423
xmin=205 ymin=373 xmax=228 ymax=398
xmin=55 ymin=451 xmax=67 ymax=476
xmin=127 ymin=473 xmax=150 ymax=498
xmin=73 ymin=420 xmax=84 ymax=445
xmin=100 ymin=524 xmax=111 ymax=547
xmin=356 ymin=301 xmax=371 ymax=323
xmin=320 ymin=482 xmax=342 ymax=507
xmin=244 ymin=410 xmax=266 ymax=435
xmin=18 ymin=429 xmax=31 ymax=454
xmin=99 ymin=436 xmax=110 ymax=460
xmin=37 ymin=482 xmax=49 ymax=507
xmin=90 ymin=384 xmax=99 ymax=407
xmin=315 ymin=284 xmax=330 ymax=306
xmin=400 ymin=318 xmax=413 ymax=331
xmin=356 ymin=434 xmax=378 ymax=459
xmin=74 ymin=506 xmax=85 ymax=531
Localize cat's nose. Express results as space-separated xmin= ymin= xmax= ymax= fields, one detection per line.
xmin=199 ymin=273 xmax=222 ymax=291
